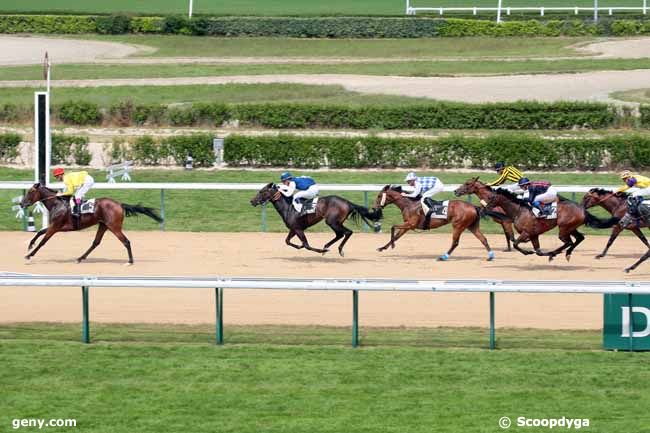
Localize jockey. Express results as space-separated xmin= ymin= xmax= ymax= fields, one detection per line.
xmin=618 ymin=170 xmax=650 ymax=196
xmin=487 ymin=162 xmax=524 ymax=192
xmin=401 ymin=172 xmax=445 ymax=214
xmin=518 ymin=177 xmax=557 ymax=215
xmin=53 ymin=167 xmax=94 ymax=218
xmin=278 ymin=171 xmax=319 ymax=213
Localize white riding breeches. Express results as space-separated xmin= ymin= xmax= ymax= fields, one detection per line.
xmin=74 ymin=175 xmax=94 ymax=200
xmin=293 ymin=185 xmax=319 ymax=211
xmin=421 ymin=181 xmax=445 ymax=213
xmin=630 ymin=186 xmax=650 ymax=197
xmin=534 ymin=187 xmax=558 ymax=204
xmin=497 ymin=183 xmax=522 ymax=193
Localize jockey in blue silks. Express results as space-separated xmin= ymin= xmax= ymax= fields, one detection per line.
xmin=278 ymin=172 xmax=319 ymax=213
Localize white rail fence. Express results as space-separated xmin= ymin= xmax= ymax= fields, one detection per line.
xmin=1 ymin=274 xmax=649 ymax=348
xmin=405 ymin=0 xmax=648 ymax=21
xmin=1 ymin=181 xmax=620 ymax=231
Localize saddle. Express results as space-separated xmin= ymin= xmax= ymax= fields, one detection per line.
xmin=623 ymin=196 xmax=650 ymax=227
xmin=421 ymin=198 xmax=449 ymax=229
xmin=532 ymin=202 xmax=557 ymax=220
xmin=297 ymin=197 xmax=318 ymax=216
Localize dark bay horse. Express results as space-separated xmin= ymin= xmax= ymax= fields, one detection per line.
xmin=373 ymin=185 xmax=501 ymax=261
xmin=582 ymin=188 xmax=649 ymax=259
xmin=455 ymin=178 xmax=619 ymax=261
xmin=250 ymin=183 xmax=382 ymax=256
xmin=21 ymin=183 xmax=163 ymax=264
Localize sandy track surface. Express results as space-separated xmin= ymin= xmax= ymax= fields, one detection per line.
xmin=0 ymin=35 xmax=143 ymax=66
xmin=3 ymin=71 xmax=650 ymax=102
xmin=2 ymin=232 xmax=649 ymax=329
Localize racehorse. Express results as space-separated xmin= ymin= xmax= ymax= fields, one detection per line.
xmin=250 ymin=183 xmax=382 ymax=256
xmin=581 ymin=188 xmax=649 ymax=260
xmin=455 ymin=177 xmax=619 ymax=261
xmin=21 ymin=183 xmax=163 ymax=264
xmin=373 ymin=185 xmax=502 ymax=261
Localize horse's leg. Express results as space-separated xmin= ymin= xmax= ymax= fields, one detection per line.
xmin=632 ymin=227 xmax=650 ymax=249
xmin=109 ymin=227 xmax=134 ymax=264
xmin=25 ymin=228 xmax=57 ymax=260
xmin=468 ymin=224 xmax=495 ymax=261
xmin=322 ymin=218 xmax=346 ymax=254
xmin=596 ymin=225 xmax=623 ymax=259
xmin=294 ymin=229 xmax=328 ymax=254
xmin=542 ymin=229 xmax=574 ymax=261
xmin=564 ymin=230 xmax=585 ymax=261
xmin=76 ymin=224 xmax=108 ymax=263
xmin=324 ymin=219 xmax=353 ymax=257
xmin=625 ymin=248 xmax=650 ymax=273
xmin=439 ymin=226 xmax=462 ymax=261
xmin=285 ymin=230 xmax=303 ymax=250
xmin=377 ymin=225 xmax=410 ymax=252
xmin=27 ymin=228 xmax=48 ymax=251
xmin=513 ymin=234 xmax=534 ymax=256
xmin=495 ymin=219 xmax=513 ymax=252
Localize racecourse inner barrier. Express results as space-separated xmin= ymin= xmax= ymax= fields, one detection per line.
xmin=1 ymin=273 xmax=649 ymax=349
xmin=0 ymin=181 xmax=621 ymax=231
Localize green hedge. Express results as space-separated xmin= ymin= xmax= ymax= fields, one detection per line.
xmin=2 ymin=15 xmax=650 ymax=37
xmin=641 ymin=105 xmax=650 ymax=128
xmin=128 ymin=134 xmax=216 ymax=167
xmin=0 ymin=100 xmax=619 ymax=130
xmin=51 ymin=134 xmax=92 ymax=165
xmin=0 ymin=132 xmax=21 ymax=163
xmin=223 ymin=133 xmax=650 ymax=169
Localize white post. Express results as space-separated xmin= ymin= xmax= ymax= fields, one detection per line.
xmin=406 ymin=0 xmax=410 ymax=15
xmin=44 ymin=51 xmax=51 ymax=95
xmin=189 ymin=0 xmax=193 ymax=18
xmin=496 ymin=0 xmax=503 ymax=23
xmin=594 ymin=0 xmax=599 ymax=21
xmin=644 ymin=0 xmax=647 ymax=14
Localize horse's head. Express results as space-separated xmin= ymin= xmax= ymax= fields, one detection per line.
xmin=20 ymin=183 xmax=44 ymax=208
xmin=582 ymin=188 xmax=616 ymax=209
xmin=454 ymin=177 xmax=481 ymax=197
xmin=250 ymin=182 xmax=278 ymax=207
xmin=374 ymin=185 xmax=402 ymax=209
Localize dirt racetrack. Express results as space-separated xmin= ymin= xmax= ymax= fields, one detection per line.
xmin=2 ymin=231 xmax=649 ymax=329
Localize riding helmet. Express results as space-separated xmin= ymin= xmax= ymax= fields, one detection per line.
xmin=494 ymin=162 xmax=505 ymax=171
xmin=518 ymin=177 xmax=530 ymax=186
xmin=404 ymin=172 xmax=417 ymax=182
xmin=280 ymin=172 xmax=293 ymax=181
xmin=620 ymin=170 xmax=632 ymax=179
xmin=53 ymin=167 xmax=65 ymax=177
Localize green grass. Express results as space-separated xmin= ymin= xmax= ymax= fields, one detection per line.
xmin=88 ymin=35 xmax=587 ymax=59
xmin=0 ymin=84 xmax=438 ymax=106
xmin=1 ymin=323 xmax=650 ymax=433
xmin=611 ymin=88 xmax=650 ymax=104
xmin=1 ymin=0 xmax=646 ymax=16
xmin=0 ymin=167 xmax=624 ymax=233
xmin=4 ymin=58 xmax=650 ymax=81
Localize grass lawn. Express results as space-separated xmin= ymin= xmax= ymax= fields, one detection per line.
xmin=1 ymin=0 xmax=645 ymax=16
xmin=4 ymin=58 xmax=650 ymax=82
xmin=87 ymin=35 xmax=588 ymax=59
xmin=611 ymin=88 xmax=650 ymax=104
xmin=0 ymin=84 xmax=437 ymax=106
xmin=1 ymin=323 xmax=650 ymax=433
xmin=0 ymin=167 xmax=623 ymax=233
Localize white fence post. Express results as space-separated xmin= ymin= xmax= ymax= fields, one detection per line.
xmin=496 ymin=0 xmax=503 ymax=23
xmin=594 ymin=0 xmax=599 ymax=21
xmin=189 ymin=0 xmax=193 ymax=18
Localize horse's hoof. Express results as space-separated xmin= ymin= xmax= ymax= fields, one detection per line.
xmin=377 ymin=248 xmax=384 ymax=252
xmin=624 ymin=267 xmax=632 ymax=273
xmin=438 ymin=254 xmax=449 ymax=261
xmin=124 ymin=262 xmax=133 ymax=267
xmin=565 ymin=254 xmax=572 ymax=262
xmin=503 ymin=248 xmax=511 ymax=253
xmin=487 ymin=251 xmax=495 ymax=261
xmin=595 ymin=254 xmax=604 ymax=260
xmin=24 ymin=255 xmax=31 ymax=261
xmin=76 ymin=259 xmax=82 ymax=264
xmin=548 ymin=255 xmax=555 ymax=262
xmin=338 ymin=251 xmax=344 ymax=257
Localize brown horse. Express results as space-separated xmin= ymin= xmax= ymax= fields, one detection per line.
xmin=373 ymin=185 xmax=499 ymax=261
xmin=250 ymin=183 xmax=382 ymax=256
xmin=20 ymin=183 xmax=163 ymax=264
xmin=582 ymin=188 xmax=649 ymax=259
xmin=455 ymin=177 xmax=619 ymax=261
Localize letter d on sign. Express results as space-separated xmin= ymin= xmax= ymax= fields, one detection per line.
xmin=621 ymin=307 xmax=650 ymax=338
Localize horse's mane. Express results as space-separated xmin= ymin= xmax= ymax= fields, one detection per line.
xmin=589 ymin=187 xmax=628 ymax=198
xmin=495 ymin=188 xmax=530 ymax=207
xmin=390 ymin=185 xmax=403 ymax=193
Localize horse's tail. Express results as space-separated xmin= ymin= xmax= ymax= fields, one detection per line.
xmin=584 ymin=210 xmax=619 ymax=229
xmin=122 ymin=203 xmax=164 ymax=224
xmin=347 ymin=201 xmax=383 ymax=227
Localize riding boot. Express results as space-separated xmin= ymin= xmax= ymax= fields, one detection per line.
xmin=422 ymin=210 xmax=433 ymax=230
xmin=72 ymin=201 xmax=81 ymax=230
xmin=627 ymin=196 xmax=642 ymax=217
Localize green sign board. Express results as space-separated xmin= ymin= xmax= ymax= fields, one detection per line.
xmin=603 ymin=294 xmax=650 ymax=351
